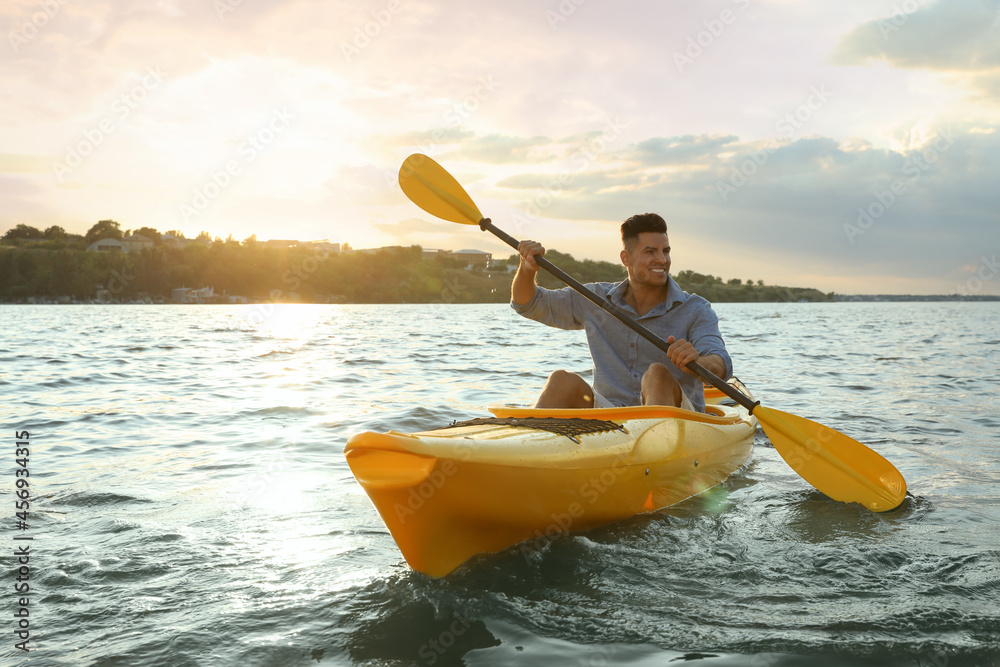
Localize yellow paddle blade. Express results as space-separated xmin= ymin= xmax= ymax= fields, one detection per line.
xmin=755 ymin=405 xmax=907 ymax=512
xmin=398 ymin=153 xmax=483 ymax=225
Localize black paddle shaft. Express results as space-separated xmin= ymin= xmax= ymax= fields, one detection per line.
xmin=479 ymin=218 xmax=759 ymax=412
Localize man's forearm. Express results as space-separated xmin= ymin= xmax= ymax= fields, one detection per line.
xmin=698 ymin=353 xmax=728 ymax=380
xmin=511 ymin=264 xmax=538 ymax=305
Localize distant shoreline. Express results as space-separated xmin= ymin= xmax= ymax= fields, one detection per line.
xmin=832 ymin=295 xmax=1000 ymax=302
xmin=2 ymin=295 xmax=998 ymax=305
xmin=13 ymin=237 xmax=992 ymax=303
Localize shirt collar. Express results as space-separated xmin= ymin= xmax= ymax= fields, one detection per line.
xmin=609 ymin=277 xmax=688 ymax=317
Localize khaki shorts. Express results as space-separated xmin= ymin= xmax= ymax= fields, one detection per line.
xmin=593 ymin=387 xmax=695 ymax=411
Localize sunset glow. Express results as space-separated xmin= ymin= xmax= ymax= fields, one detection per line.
xmin=3 ymin=0 xmax=999 ymax=294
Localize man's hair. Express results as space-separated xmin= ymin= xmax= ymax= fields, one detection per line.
xmin=621 ymin=213 xmax=667 ymax=249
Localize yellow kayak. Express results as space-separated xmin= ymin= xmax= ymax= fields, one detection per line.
xmin=345 ymin=381 xmax=756 ymax=577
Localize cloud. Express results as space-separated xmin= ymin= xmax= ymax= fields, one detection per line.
xmin=833 ymin=0 xmax=1000 ymax=70
xmin=454 ymin=123 xmax=1000 ymax=291
xmin=626 ymin=134 xmax=741 ymax=166
xmin=440 ymin=134 xmax=558 ymax=164
xmin=970 ymin=71 xmax=1000 ymax=98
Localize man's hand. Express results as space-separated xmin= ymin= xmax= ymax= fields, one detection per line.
xmin=512 ymin=240 xmax=545 ymax=305
xmin=667 ymin=336 xmax=727 ymax=379
xmin=517 ymin=240 xmax=545 ymax=272
xmin=666 ymin=336 xmax=699 ymax=373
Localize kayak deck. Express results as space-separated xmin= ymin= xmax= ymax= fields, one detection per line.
xmin=345 ymin=386 xmax=756 ymax=577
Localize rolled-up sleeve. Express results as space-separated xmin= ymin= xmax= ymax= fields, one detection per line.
xmin=688 ymin=306 xmax=733 ymax=380
xmin=510 ymin=285 xmax=586 ymax=330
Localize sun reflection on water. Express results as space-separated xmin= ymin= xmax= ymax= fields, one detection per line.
xmin=219 ymin=476 xmax=378 ymax=612
xmin=241 ymin=303 xmax=332 ymax=340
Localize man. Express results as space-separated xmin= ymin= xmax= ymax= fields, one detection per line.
xmin=510 ymin=213 xmax=731 ymax=413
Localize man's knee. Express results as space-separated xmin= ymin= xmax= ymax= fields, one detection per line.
xmin=643 ymin=363 xmax=675 ymax=385
xmin=641 ymin=362 xmax=681 ymax=406
xmin=537 ymin=369 xmax=593 ymax=408
xmin=546 ymin=369 xmax=585 ymax=388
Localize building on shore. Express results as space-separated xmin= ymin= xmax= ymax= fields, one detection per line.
xmin=420 ymin=248 xmax=494 ymax=267
xmin=264 ymin=239 xmax=341 ymax=253
xmin=161 ymin=233 xmax=188 ymax=248
xmin=87 ymin=234 xmax=156 ymax=253
xmin=451 ymin=249 xmax=492 ymax=268
xmin=122 ymin=233 xmax=154 ymax=252
xmin=171 ymin=287 xmax=215 ymax=303
xmin=86 ymin=238 xmax=126 ymax=253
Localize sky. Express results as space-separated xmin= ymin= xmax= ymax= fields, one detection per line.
xmin=2 ymin=0 xmax=999 ymax=295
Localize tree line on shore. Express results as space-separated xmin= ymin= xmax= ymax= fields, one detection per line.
xmin=0 ymin=221 xmax=834 ymax=303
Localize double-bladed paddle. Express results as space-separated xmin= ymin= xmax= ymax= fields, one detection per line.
xmin=397 ymin=153 xmax=907 ymax=512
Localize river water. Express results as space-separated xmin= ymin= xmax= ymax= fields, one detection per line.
xmin=3 ymin=302 xmax=999 ymax=666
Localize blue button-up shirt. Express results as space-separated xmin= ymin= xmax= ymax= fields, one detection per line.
xmin=511 ymin=277 xmax=732 ymax=412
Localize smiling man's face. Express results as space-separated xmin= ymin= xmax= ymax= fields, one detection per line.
xmin=621 ymin=231 xmax=671 ymax=288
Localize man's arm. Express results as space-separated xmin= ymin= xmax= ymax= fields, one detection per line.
xmin=511 ymin=240 xmax=543 ymax=306
xmin=674 ymin=300 xmax=733 ymax=380
xmin=694 ymin=353 xmax=727 ymax=379
xmin=665 ymin=337 xmax=728 ymax=380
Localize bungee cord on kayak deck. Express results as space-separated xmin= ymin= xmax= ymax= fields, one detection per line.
xmin=442 ymin=416 xmax=627 ymax=443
